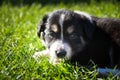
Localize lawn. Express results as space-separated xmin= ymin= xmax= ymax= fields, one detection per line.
xmin=0 ymin=1 xmax=120 ymax=80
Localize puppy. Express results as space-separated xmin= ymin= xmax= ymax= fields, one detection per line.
xmin=33 ymin=9 xmax=120 ymax=68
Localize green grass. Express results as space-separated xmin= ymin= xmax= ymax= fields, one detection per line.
xmin=0 ymin=2 xmax=120 ymax=80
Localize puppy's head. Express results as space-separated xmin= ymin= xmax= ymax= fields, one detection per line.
xmin=37 ymin=9 xmax=94 ymax=63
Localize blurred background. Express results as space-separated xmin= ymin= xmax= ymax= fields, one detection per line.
xmin=0 ymin=0 xmax=120 ymax=6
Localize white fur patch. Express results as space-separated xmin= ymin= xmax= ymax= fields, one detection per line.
xmin=74 ymin=11 xmax=93 ymax=23
xmin=59 ymin=14 xmax=65 ymax=41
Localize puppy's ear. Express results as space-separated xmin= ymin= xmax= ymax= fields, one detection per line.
xmin=75 ymin=11 xmax=95 ymax=40
xmin=37 ymin=15 xmax=48 ymax=37
xmin=83 ymin=19 xmax=95 ymax=40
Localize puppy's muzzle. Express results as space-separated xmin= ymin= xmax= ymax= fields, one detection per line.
xmin=55 ymin=49 xmax=66 ymax=58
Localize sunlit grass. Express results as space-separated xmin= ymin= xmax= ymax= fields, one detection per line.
xmin=0 ymin=2 xmax=120 ymax=79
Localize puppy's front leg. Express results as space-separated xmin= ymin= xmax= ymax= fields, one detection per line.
xmin=33 ymin=49 xmax=50 ymax=60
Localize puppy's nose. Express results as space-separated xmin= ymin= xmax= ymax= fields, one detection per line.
xmin=55 ymin=50 xmax=66 ymax=58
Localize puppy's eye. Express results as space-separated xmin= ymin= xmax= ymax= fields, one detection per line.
xmin=48 ymin=31 xmax=56 ymax=38
xmin=48 ymin=34 xmax=53 ymax=38
xmin=69 ymin=34 xmax=79 ymax=39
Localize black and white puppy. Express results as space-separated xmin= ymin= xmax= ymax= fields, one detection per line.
xmin=33 ymin=9 xmax=120 ymax=68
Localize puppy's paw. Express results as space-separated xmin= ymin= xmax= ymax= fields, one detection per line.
xmin=33 ymin=52 xmax=42 ymax=60
xmin=33 ymin=50 xmax=49 ymax=61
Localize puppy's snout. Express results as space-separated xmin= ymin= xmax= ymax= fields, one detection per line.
xmin=55 ymin=49 xmax=66 ymax=58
